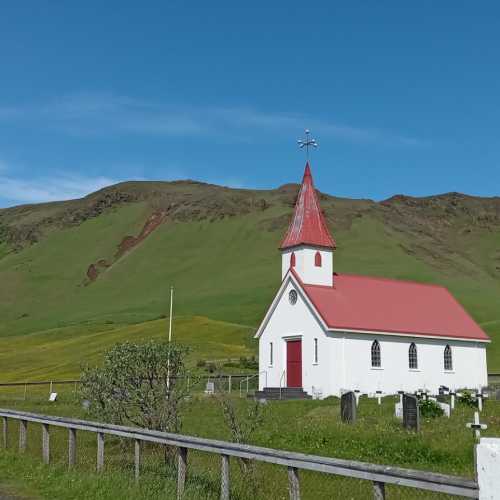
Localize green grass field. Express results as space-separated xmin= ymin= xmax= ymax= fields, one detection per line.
xmin=1 ymin=199 xmax=500 ymax=378
xmin=0 ymin=390 xmax=498 ymax=499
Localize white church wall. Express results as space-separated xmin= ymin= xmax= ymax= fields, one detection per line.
xmin=258 ymin=279 xmax=334 ymax=395
xmin=281 ymin=246 xmax=333 ymax=286
xmin=340 ymin=332 xmax=488 ymax=395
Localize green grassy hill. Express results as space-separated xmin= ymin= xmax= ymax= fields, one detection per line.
xmin=1 ymin=179 xmax=500 ymax=377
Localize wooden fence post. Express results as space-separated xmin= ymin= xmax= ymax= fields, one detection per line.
xmin=2 ymin=417 xmax=7 ymax=448
xmin=372 ymin=481 xmax=385 ymax=500
xmin=23 ymin=384 xmax=27 ymax=401
xmin=68 ymin=428 xmax=77 ymax=468
xmin=19 ymin=420 xmax=27 ymax=453
xmin=221 ymin=454 xmax=230 ymax=500
xmin=228 ymin=375 xmax=232 ymax=394
xmin=177 ymin=447 xmax=188 ymax=498
xmin=288 ymin=466 xmax=300 ymax=500
xmin=97 ymin=432 xmax=104 ymax=472
xmin=42 ymin=423 xmax=50 ymax=464
xmin=134 ymin=439 xmax=140 ymax=482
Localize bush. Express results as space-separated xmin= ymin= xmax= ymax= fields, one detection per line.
xmin=196 ymin=359 xmax=206 ymax=368
xmin=458 ymin=390 xmax=477 ymax=408
xmin=80 ymin=340 xmax=192 ymax=433
xmin=419 ymin=399 xmax=444 ymax=418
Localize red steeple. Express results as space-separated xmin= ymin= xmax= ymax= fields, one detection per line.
xmin=280 ymin=162 xmax=336 ymax=250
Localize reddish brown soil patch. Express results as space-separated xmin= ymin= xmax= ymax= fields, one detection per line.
xmin=87 ymin=264 xmax=99 ymax=282
xmin=115 ymin=211 xmax=166 ymax=258
xmin=84 ymin=211 xmax=166 ymax=284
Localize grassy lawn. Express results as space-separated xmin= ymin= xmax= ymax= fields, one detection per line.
xmin=0 ymin=388 xmax=498 ymax=499
xmin=0 ymin=316 xmax=256 ymax=381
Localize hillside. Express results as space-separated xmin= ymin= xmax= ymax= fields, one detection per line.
xmin=1 ymin=179 xmax=500 ymax=374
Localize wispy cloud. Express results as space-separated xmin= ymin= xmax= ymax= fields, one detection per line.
xmin=0 ymin=92 xmax=427 ymax=147
xmin=0 ymin=170 xmax=118 ymax=205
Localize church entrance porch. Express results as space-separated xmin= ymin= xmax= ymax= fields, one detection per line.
xmin=286 ymin=339 xmax=302 ymax=388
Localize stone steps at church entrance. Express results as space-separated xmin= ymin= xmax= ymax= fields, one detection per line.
xmin=253 ymin=387 xmax=312 ymax=400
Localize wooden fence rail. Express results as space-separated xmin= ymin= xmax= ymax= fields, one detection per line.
xmin=0 ymin=408 xmax=479 ymax=499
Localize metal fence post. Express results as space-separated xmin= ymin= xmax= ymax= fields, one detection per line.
xmin=177 ymin=446 xmax=188 ymax=498
xmin=221 ymin=454 xmax=230 ymax=500
xmin=68 ymin=428 xmax=77 ymax=468
xmin=19 ymin=420 xmax=27 ymax=452
xmin=246 ymin=376 xmax=249 ymax=394
xmin=2 ymin=417 xmax=7 ymax=448
xmin=134 ymin=439 xmax=140 ymax=482
xmin=97 ymin=432 xmax=104 ymax=472
xmin=23 ymin=384 xmax=27 ymax=401
xmin=372 ymin=481 xmax=385 ymax=499
xmin=42 ymin=423 xmax=50 ymax=464
xmin=288 ymin=466 xmax=300 ymax=500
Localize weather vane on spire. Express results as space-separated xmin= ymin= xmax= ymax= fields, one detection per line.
xmin=297 ymin=129 xmax=318 ymax=159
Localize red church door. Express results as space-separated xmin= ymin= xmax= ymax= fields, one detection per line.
xmin=286 ymin=340 xmax=302 ymax=388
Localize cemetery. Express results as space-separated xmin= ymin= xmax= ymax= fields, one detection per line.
xmin=1 ymin=378 xmax=500 ymax=499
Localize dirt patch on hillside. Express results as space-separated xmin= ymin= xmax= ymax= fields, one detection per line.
xmin=115 ymin=211 xmax=166 ymax=258
xmin=85 ymin=211 xmax=166 ymax=284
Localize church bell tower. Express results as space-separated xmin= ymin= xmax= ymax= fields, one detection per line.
xmin=280 ymin=161 xmax=336 ymax=287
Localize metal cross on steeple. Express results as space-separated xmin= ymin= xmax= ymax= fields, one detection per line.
xmin=297 ymin=129 xmax=318 ymax=159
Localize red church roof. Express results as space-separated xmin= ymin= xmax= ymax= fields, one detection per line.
xmin=280 ymin=163 xmax=336 ymax=250
xmin=298 ymin=272 xmax=489 ymax=341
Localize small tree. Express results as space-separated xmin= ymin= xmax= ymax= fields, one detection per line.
xmin=80 ymin=341 xmax=191 ymax=434
xmin=216 ymin=391 xmax=266 ymax=487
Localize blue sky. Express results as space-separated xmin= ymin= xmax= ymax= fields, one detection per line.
xmin=0 ymin=2 xmax=499 ymax=207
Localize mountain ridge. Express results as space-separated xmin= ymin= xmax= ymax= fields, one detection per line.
xmin=1 ymin=178 xmax=499 ymax=368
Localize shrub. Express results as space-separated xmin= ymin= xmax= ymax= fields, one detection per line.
xmin=419 ymin=399 xmax=444 ymax=418
xmin=458 ymin=390 xmax=477 ymax=408
xmin=80 ymin=340 xmax=192 ymax=433
xmin=196 ymin=359 xmax=206 ymax=368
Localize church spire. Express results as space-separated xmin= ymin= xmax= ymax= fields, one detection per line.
xmin=280 ymin=162 xmax=336 ymax=250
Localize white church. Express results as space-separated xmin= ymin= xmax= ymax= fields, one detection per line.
xmin=255 ymin=162 xmax=489 ymax=398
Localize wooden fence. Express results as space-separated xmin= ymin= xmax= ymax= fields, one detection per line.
xmin=0 ymin=408 xmax=479 ymax=499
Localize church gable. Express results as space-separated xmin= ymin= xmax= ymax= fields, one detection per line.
xmin=255 ymin=271 xmax=327 ymax=340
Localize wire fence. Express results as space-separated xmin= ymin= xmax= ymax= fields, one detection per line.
xmin=0 ymin=374 xmax=260 ymax=404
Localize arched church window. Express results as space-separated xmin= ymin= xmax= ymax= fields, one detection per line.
xmin=371 ymin=340 xmax=381 ymax=367
xmin=314 ymin=251 xmax=322 ymax=267
xmin=290 ymin=252 xmax=296 ymax=268
xmin=444 ymin=345 xmax=452 ymax=371
xmin=409 ymin=343 xmax=418 ymax=369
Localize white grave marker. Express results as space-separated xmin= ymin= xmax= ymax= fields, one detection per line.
xmin=394 ymin=402 xmax=403 ymax=419
xmin=49 ymin=392 xmax=58 ymax=402
xmin=466 ymin=411 xmax=487 ymax=440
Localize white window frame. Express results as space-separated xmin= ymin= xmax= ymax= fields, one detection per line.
xmin=444 ymin=344 xmax=453 ymax=372
xmin=371 ymin=339 xmax=382 ymax=369
xmin=408 ymin=342 xmax=418 ymax=371
xmin=313 ymin=338 xmax=318 ymax=365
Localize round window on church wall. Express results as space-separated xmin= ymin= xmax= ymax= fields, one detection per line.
xmin=289 ymin=289 xmax=298 ymax=305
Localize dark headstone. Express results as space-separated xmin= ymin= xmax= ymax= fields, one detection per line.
xmin=437 ymin=394 xmax=447 ymax=403
xmin=341 ymin=391 xmax=356 ymax=424
xmin=403 ymin=393 xmax=420 ymax=431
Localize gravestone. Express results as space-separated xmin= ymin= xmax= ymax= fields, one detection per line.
xmin=403 ymin=393 xmax=420 ymax=431
xmin=341 ymin=391 xmax=356 ymax=423
xmin=437 ymin=402 xmax=450 ymax=417
xmin=49 ymin=392 xmax=58 ymax=402
xmin=437 ymin=394 xmax=447 ymax=403
xmin=394 ymin=402 xmax=403 ymax=419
